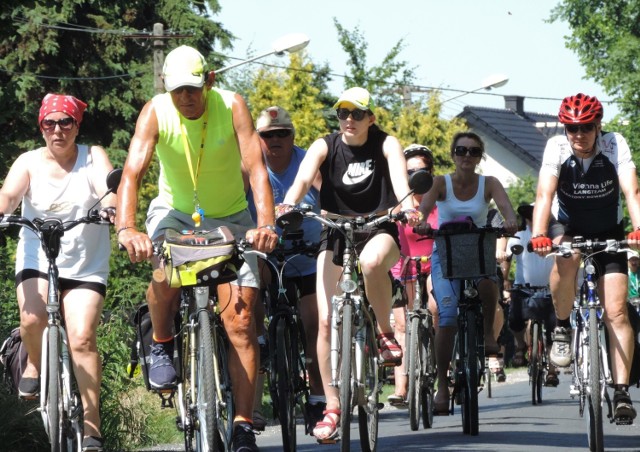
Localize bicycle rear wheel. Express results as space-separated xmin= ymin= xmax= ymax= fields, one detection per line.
xmin=195 ymin=309 xmax=216 ymax=451
xmin=339 ymin=303 xmax=353 ymax=452
xmin=530 ymin=322 xmax=543 ymax=405
xmin=421 ymin=319 xmax=435 ymax=429
xmin=45 ymin=326 xmax=63 ymax=452
xmin=462 ymin=309 xmax=479 ymax=436
xmin=407 ymin=315 xmax=421 ymax=431
xmin=586 ymin=308 xmax=603 ymax=452
xmin=357 ymin=320 xmax=380 ymax=452
xmin=274 ymin=318 xmax=297 ymax=452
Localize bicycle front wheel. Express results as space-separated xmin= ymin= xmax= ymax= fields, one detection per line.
xmin=195 ymin=309 xmax=216 ymax=451
xmin=462 ymin=309 xmax=479 ymax=436
xmin=530 ymin=321 xmax=543 ymax=405
xmin=421 ymin=319 xmax=436 ymax=429
xmin=274 ymin=318 xmax=297 ymax=452
xmin=339 ymin=303 xmax=353 ymax=451
xmin=212 ymin=319 xmax=234 ymax=451
xmin=407 ymin=315 xmax=421 ymax=431
xmin=357 ymin=320 xmax=380 ymax=452
xmin=44 ymin=326 xmax=63 ymax=452
xmin=586 ymin=308 xmax=603 ymax=452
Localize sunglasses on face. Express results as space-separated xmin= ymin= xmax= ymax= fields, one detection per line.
xmin=41 ymin=117 xmax=75 ymax=132
xmin=259 ymin=129 xmax=292 ymax=139
xmin=454 ymin=145 xmax=483 ymax=157
xmin=171 ymin=86 xmax=202 ymax=95
xmin=407 ymin=167 xmax=429 ymax=176
xmin=336 ymin=108 xmax=367 ymax=121
xmin=565 ymin=123 xmax=596 ymax=134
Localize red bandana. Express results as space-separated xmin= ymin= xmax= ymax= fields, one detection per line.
xmin=38 ymin=93 xmax=88 ymax=126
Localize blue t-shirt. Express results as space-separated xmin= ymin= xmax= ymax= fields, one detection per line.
xmin=247 ymin=145 xmax=321 ymax=277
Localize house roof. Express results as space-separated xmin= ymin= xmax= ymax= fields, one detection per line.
xmin=457 ymin=103 xmax=563 ymax=169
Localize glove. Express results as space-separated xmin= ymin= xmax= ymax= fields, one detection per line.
xmin=627 ymin=229 xmax=640 ymax=242
xmin=529 ymin=235 xmax=552 ymax=251
xmin=401 ymin=208 xmax=423 ymax=226
xmin=275 ymin=203 xmax=294 ymax=218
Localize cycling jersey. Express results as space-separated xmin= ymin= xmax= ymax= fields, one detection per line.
xmin=540 ymin=131 xmax=635 ymax=235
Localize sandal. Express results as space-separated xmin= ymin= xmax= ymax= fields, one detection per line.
xmin=377 ymin=333 xmax=403 ymax=367
xmin=313 ymin=409 xmax=341 ymax=443
xmin=512 ymin=348 xmax=528 ymax=367
xmin=487 ymin=354 xmax=506 ymax=382
xmin=387 ymin=394 xmax=407 ymax=407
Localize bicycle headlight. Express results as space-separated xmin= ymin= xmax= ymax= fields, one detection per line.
xmin=340 ymin=279 xmax=358 ymax=293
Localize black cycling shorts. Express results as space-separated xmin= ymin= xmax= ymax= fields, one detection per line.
xmin=319 ymin=221 xmax=400 ymax=266
xmin=16 ymin=269 xmax=107 ymax=298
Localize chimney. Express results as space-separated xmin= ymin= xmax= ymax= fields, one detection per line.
xmin=504 ymin=95 xmax=525 ymax=115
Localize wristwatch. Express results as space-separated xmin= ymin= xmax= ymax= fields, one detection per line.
xmin=260 ymin=225 xmax=277 ymax=233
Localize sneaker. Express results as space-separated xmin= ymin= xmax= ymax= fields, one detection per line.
xmin=305 ymin=401 xmax=326 ymax=435
xmin=81 ymin=436 xmax=104 ymax=452
xmin=148 ymin=342 xmax=177 ymax=389
xmin=232 ymin=422 xmax=259 ymax=452
xmin=18 ymin=377 xmax=40 ymax=399
xmin=613 ymin=389 xmax=637 ymax=424
xmin=252 ymin=410 xmax=267 ymax=431
xmin=549 ymin=327 xmax=572 ymax=368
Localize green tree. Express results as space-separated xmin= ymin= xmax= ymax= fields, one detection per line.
xmin=550 ymin=0 xmax=640 ymax=156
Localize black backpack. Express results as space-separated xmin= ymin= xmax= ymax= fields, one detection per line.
xmin=0 ymin=327 xmax=29 ymax=394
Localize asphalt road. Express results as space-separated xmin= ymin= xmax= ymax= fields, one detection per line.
xmin=140 ymin=369 xmax=640 ymax=451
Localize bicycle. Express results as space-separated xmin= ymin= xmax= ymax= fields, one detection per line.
xmin=0 ymin=168 xmax=121 ymax=452
xmin=540 ymin=237 xmax=633 ymax=451
xmin=260 ymin=231 xmax=318 ymax=451
xmin=152 ymin=227 xmax=262 ymax=452
xmin=403 ymin=255 xmax=436 ymax=431
xmin=434 ymin=225 xmax=508 ymax=436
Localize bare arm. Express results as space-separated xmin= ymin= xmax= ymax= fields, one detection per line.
xmin=382 ymin=135 xmax=413 ymax=211
xmin=531 ymin=171 xmax=558 ymax=237
xmin=619 ymin=166 xmax=640 ymax=230
xmin=486 ymin=176 xmax=518 ymax=234
xmin=87 ymin=145 xmax=116 ymax=209
xmin=116 ymin=101 xmax=158 ymax=261
xmin=283 ymin=138 xmax=328 ymax=205
xmin=231 ymin=93 xmax=277 ymax=252
xmin=0 ymin=153 xmax=31 ymax=215
xmin=418 ymin=175 xmax=446 ymax=220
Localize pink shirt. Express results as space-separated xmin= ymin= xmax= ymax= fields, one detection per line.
xmin=391 ymin=207 xmax=438 ymax=280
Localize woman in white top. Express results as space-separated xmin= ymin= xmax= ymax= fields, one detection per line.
xmin=0 ymin=94 xmax=115 ymax=451
xmin=419 ymin=131 xmax=517 ymax=414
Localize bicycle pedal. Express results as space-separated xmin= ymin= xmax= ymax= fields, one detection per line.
xmin=317 ymin=438 xmax=340 ymax=445
xmin=614 ymin=417 xmax=634 ymax=426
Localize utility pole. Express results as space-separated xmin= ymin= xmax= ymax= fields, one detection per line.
xmin=153 ymin=23 xmax=164 ymax=94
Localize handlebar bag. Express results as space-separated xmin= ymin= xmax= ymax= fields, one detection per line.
xmin=163 ymin=226 xmax=243 ymax=288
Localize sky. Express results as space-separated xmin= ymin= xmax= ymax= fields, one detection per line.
xmin=216 ymin=0 xmax=619 ymax=121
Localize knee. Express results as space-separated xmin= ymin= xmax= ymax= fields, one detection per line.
xmin=224 ymin=309 xmax=254 ymax=338
xmin=20 ymin=311 xmax=46 ymax=334
xmin=69 ymin=329 xmax=97 ymax=355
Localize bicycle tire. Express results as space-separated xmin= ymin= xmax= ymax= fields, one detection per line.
xmin=46 ymin=326 xmax=62 ymax=452
xmin=212 ymin=319 xmax=234 ymax=451
xmin=195 ymin=309 xmax=216 ymax=451
xmin=407 ymin=315 xmax=421 ymax=431
xmin=463 ymin=308 xmax=479 ymax=436
xmin=530 ymin=322 xmax=541 ymax=405
xmin=421 ymin=320 xmax=435 ymax=429
xmin=274 ymin=318 xmax=297 ymax=451
xmin=358 ymin=320 xmax=380 ymax=452
xmin=587 ymin=308 xmax=603 ymax=452
xmin=339 ymin=302 xmax=353 ymax=451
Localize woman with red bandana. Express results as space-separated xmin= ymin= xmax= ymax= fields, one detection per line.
xmin=0 ymin=93 xmax=115 ymax=451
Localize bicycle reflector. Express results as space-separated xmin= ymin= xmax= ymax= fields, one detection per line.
xmin=340 ymin=278 xmax=358 ymax=293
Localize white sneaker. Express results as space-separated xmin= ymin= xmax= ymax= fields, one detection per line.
xmin=549 ymin=327 xmax=571 ymax=368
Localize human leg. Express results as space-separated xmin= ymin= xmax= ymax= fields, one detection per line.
xmin=508 ymin=290 xmax=528 ymax=367
xmin=62 ymin=288 xmax=104 ymax=439
xmin=390 ymin=302 xmax=407 ymax=404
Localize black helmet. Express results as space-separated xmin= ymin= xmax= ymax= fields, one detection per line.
xmin=404 ymin=144 xmax=434 ymax=170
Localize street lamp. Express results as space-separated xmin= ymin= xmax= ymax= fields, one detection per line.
xmin=214 ymin=33 xmax=310 ymax=75
xmin=441 ymin=73 xmax=509 ymax=104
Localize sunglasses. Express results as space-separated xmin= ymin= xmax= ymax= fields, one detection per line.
xmin=171 ymin=86 xmax=202 ymax=95
xmin=336 ymin=108 xmax=367 ymax=121
xmin=259 ymin=129 xmax=292 ymax=139
xmin=41 ymin=117 xmax=75 ymax=132
xmin=454 ymin=146 xmax=483 ymax=157
xmin=565 ymin=123 xmax=596 ymax=134
xmin=407 ymin=167 xmax=429 ymax=176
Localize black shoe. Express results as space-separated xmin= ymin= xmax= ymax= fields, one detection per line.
xmin=148 ymin=342 xmax=177 ymax=389
xmin=544 ymin=372 xmax=559 ymax=387
xmin=232 ymin=422 xmax=259 ymax=452
xmin=18 ymin=377 xmax=39 ymax=399
xmin=305 ymin=401 xmax=327 ymax=435
xmin=613 ymin=389 xmax=637 ymax=424
xmin=81 ymin=436 xmax=104 ymax=452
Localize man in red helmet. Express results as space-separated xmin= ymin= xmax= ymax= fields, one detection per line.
xmin=530 ymin=93 xmax=640 ymax=423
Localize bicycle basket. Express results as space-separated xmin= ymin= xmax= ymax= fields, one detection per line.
xmin=435 ymin=229 xmax=496 ymax=279
xmin=163 ymin=226 xmax=243 ymax=288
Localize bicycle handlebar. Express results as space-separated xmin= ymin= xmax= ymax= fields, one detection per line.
xmin=526 ymin=237 xmax=630 ymax=256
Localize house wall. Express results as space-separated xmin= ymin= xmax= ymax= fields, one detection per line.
xmin=471 ymin=132 xmax=539 ymax=188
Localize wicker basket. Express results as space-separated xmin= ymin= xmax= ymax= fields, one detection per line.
xmin=435 ymin=229 xmax=497 ymax=279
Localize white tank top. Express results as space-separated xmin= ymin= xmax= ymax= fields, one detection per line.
xmin=15 ymin=145 xmax=111 ymax=283
xmin=437 ymin=174 xmax=489 ymax=227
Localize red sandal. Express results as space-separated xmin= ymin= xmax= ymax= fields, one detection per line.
xmin=313 ymin=408 xmax=341 ymax=443
xmin=377 ymin=332 xmax=403 ymax=367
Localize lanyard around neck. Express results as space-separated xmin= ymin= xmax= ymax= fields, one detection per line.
xmin=179 ymin=104 xmax=209 ymax=204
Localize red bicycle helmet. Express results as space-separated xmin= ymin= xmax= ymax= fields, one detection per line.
xmin=558 ymin=93 xmax=603 ymax=124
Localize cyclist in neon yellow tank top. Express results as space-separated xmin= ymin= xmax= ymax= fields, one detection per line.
xmin=116 ymin=45 xmax=277 ymax=452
